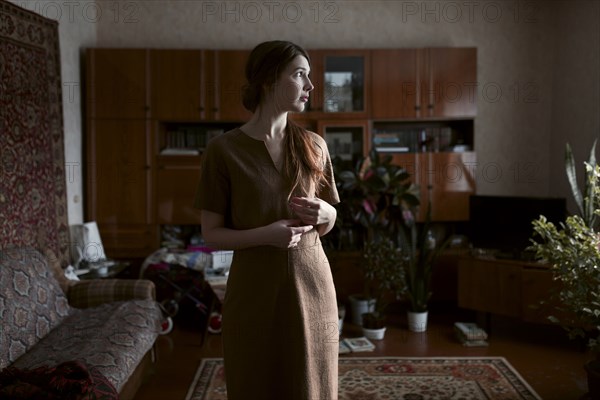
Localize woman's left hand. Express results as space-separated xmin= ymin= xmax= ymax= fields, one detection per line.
xmin=289 ymin=197 xmax=336 ymax=227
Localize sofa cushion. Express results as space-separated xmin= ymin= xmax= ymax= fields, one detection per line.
xmin=0 ymin=247 xmax=71 ymax=369
xmin=12 ymin=299 xmax=163 ymax=392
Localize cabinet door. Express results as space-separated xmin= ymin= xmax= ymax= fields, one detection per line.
xmin=150 ymin=50 xmax=206 ymax=121
xmin=96 ymin=224 xmax=158 ymax=259
xmin=371 ymin=49 xmax=419 ymax=119
xmin=211 ymin=50 xmax=252 ymax=122
xmin=306 ymin=50 xmax=369 ymax=117
xmin=87 ymin=119 xmax=152 ymax=224
xmin=427 ymin=151 xmax=477 ymax=221
xmin=156 ymin=156 xmax=202 ymax=224
xmin=317 ymin=119 xmax=368 ymax=169
xmin=458 ymin=258 xmax=522 ymax=317
xmin=86 ymin=119 xmax=156 ymax=257
xmin=426 ymin=48 xmax=477 ymax=118
xmin=86 ymin=49 xmax=149 ymax=119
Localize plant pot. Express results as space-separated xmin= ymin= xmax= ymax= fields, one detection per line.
xmin=363 ymin=326 xmax=386 ymax=340
xmin=349 ymin=294 xmax=375 ymax=326
xmin=407 ymin=310 xmax=428 ymax=332
xmin=585 ymin=360 xmax=600 ymax=399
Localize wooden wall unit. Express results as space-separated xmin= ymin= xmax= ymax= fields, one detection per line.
xmin=85 ymin=47 xmax=478 ymax=257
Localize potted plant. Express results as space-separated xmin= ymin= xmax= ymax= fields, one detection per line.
xmin=529 ymin=140 xmax=600 ymax=397
xmin=397 ymin=203 xmax=447 ymax=332
xmin=334 ymin=149 xmax=419 ymax=325
xmin=360 ymin=237 xmax=407 ymax=339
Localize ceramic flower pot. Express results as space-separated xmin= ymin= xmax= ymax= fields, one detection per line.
xmin=407 ymin=311 xmax=428 ymax=332
xmin=362 ymin=326 xmax=386 ymax=340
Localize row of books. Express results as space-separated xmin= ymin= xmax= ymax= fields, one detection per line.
xmin=454 ymin=322 xmax=489 ymax=347
xmin=372 ymin=126 xmax=454 ymax=153
xmin=161 ymin=128 xmax=224 ymax=155
xmin=338 ymin=322 xmax=488 ymax=354
xmin=339 ymin=337 xmax=375 ymax=354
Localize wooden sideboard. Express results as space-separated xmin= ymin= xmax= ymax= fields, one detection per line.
xmin=458 ymin=255 xmax=559 ymax=324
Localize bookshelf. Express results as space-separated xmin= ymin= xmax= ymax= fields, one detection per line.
xmin=158 ymin=122 xmax=239 ymax=156
xmin=371 ymin=119 xmax=474 ymax=154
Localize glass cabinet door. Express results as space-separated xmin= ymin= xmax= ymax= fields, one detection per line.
xmin=305 ymin=50 xmax=368 ymax=116
xmin=317 ymin=120 xmax=368 ymax=170
xmin=324 ymin=55 xmax=365 ymax=113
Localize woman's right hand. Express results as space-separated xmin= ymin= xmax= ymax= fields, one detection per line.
xmin=263 ymin=219 xmax=313 ymax=248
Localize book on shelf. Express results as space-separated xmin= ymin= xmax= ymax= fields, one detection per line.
xmin=160 ymin=148 xmax=200 ymax=156
xmin=340 ymin=336 xmax=375 ymax=353
xmin=375 ymin=146 xmax=410 ymax=153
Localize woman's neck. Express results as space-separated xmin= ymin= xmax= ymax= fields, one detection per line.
xmin=243 ymin=106 xmax=288 ymax=141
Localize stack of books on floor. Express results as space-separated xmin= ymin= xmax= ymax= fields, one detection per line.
xmin=454 ymin=322 xmax=489 ymax=347
xmin=339 ymin=337 xmax=375 ymax=354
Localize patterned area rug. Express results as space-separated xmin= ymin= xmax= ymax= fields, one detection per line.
xmin=185 ymin=357 xmax=541 ymax=400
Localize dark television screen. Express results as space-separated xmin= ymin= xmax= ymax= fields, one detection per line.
xmin=469 ymin=195 xmax=567 ymax=259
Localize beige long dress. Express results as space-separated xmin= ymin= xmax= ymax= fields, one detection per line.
xmin=195 ymin=128 xmax=340 ymax=400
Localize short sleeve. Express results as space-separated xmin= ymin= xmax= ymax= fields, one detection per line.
xmin=317 ymin=139 xmax=340 ymax=206
xmin=194 ymin=139 xmax=230 ymax=215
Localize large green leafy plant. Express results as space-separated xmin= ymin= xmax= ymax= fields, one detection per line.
xmin=529 ymin=140 xmax=600 ymax=352
xmin=336 ymin=149 xmax=444 ymax=317
xmin=335 ymin=148 xmax=420 ymax=246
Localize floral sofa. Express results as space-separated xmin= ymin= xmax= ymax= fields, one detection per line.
xmin=0 ymin=247 xmax=163 ymax=398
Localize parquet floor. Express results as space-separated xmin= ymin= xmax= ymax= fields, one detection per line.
xmin=133 ymin=305 xmax=590 ymax=400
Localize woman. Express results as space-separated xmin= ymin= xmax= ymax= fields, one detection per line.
xmin=195 ymin=41 xmax=340 ymax=399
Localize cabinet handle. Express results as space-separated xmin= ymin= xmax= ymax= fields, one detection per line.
xmin=198 ymin=107 xmax=204 ymax=112
xmin=144 ymin=106 xmax=150 ymax=111
xmin=414 ymin=105 xmax=421 ymax=111
xmin=213 ymin=108 xmax=219 ymax=112
xmin=428 ymin=104 xmax=434 ymax=109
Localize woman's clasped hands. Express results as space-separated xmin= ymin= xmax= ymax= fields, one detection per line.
xmin=289 ymin=196 xmax=336 ymax=226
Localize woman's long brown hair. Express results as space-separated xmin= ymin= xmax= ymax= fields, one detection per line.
xmin=242 ymin=41 xmax=325 ymax=198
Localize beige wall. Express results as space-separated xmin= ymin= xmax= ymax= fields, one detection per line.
xmin=549 ymin=1 xmax=600 ymax=213
xmin=12 ymin=0 xmax=600 ymax=224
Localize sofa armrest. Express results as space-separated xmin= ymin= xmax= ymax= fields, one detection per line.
xmin=67 ymin=279 xmax=156 ymax=309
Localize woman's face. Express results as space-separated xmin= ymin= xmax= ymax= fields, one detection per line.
xmin=268 ymin=55 xmax=314 ymax=113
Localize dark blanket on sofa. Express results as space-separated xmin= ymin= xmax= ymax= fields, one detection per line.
xmin=0 ymin=360 xmax=118 ymax=400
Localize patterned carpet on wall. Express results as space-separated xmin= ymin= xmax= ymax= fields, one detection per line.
xmin=185 ymin=357 xmax=541 ymax=400
xmin=0 ymin=0 xmax=70 ymax=267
